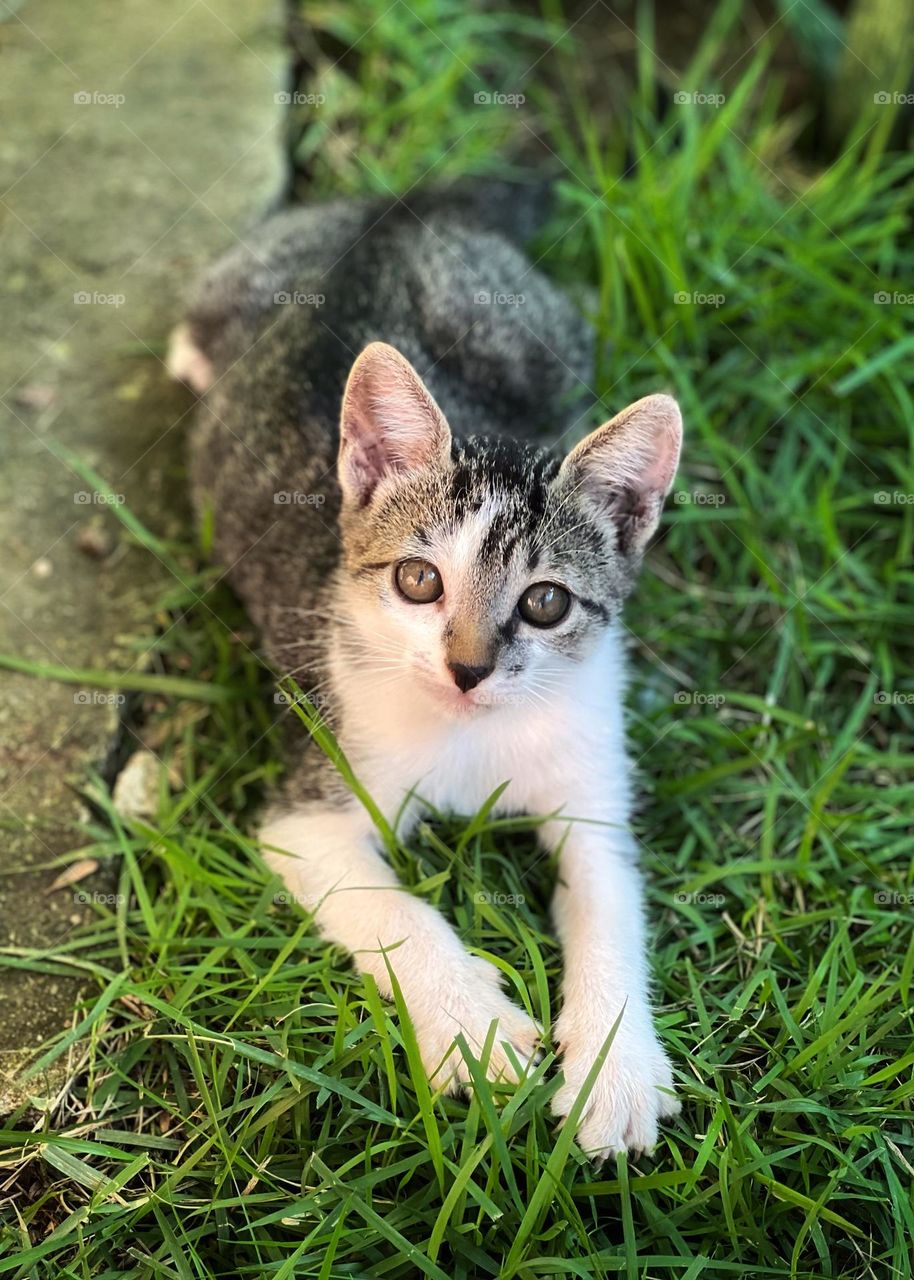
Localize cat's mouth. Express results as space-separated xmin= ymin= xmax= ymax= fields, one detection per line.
xmin=415 ymin=670 xmax=491 ymax=715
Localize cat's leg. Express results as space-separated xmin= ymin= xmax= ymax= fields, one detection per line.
xmin=540 ymin=811 xmax=679 ymax=1157
xmin=261 ymin=805 xmax=540 ymax=1089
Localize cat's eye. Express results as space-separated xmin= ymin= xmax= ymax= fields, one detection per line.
xmin=518 ymin=581 xmax=571 ymax=627
xmin=395 ymin=558 xmax=443 ymax=603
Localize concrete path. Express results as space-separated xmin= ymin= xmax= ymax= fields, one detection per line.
xmin=0 ymin=0 xmax=286 ymax=1107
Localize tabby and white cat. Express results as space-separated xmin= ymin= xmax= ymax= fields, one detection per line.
xmin=168 ymin=183 xmax=682 ymax=1156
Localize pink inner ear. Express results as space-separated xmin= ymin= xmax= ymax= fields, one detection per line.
xmin=339 ymin=342 xmax=452 ymax=504
xmin=344 ymin=413 xmax=393 ymax=498
xmin=635 ymin=423 xmax=680 ymax=497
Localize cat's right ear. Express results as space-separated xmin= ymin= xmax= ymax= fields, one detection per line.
xmin=338 ymin=342 xmax=452 ymax=507
xmin=559 ymin=394 xmax=682 ymax=556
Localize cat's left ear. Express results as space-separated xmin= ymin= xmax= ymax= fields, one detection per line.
xmin=338 ymin=342 xmax=452 ymax=507
xmin=559 ymin=394 xmax=682 ymax=554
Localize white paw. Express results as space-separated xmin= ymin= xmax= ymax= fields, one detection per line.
xmin=166 ymin=323 xmax=214 ymax=394
xmin=552 ymin=1013 xmax=679 ymax=1158
xmin=409 ymin=957 xmax=541 ymax=1092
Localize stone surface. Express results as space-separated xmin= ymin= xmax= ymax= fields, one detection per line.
xmin=0 ymin=0 xmax=286 ymax=1108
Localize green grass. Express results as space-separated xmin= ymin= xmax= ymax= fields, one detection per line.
xmin=3 ymin=1 xmax=914 ymax=1275
xmin=294 ymin=0 xmax=554 ymax=192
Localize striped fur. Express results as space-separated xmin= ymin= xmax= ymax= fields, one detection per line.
xmin=171 ymin=183 xmax=683 ymax=1157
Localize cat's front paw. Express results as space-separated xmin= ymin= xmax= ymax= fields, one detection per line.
xmin=409 ymin=957 xmax=541 ymax=1092
xmin=552 ymin=1012 xmax=679 ymax=1159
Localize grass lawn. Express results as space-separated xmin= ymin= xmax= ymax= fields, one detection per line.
xmin=3 ymin=1 xmax=914 ymax=1275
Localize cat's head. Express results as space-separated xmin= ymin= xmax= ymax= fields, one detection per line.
xmin=335 ymin=342 xmax=681 ymax=716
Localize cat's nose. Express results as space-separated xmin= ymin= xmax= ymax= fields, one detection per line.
xmin=448 ymin=661 xmax=494 ymax=693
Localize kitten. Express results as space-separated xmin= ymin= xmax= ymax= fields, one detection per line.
xmin=168 ymin=182 xmax=682 ymax=1157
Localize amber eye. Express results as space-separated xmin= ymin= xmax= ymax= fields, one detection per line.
xmin=518 ymin=581 xmax=571 ymax=627
xmin=395 ymin=558 xmax=443 ymax=603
